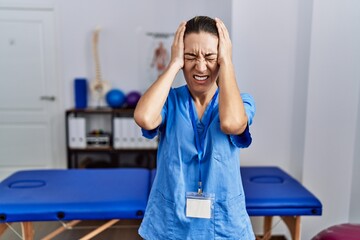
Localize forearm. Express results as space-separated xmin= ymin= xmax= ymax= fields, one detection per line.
xmin=134 ymin=62 xmax=181 ymax=130
xmin=218 ymin=62 xmax=248 ymax=135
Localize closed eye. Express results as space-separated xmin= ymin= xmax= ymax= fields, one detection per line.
xmin=205 ymin=57 xmax=217 ymax=62
xmin=184 ymin=53 xmax=197 ymax=61
xmin=204 ymin=53 xmax=217 ymax=62
xmin=184 ymin=53 xmax=218 ymax=62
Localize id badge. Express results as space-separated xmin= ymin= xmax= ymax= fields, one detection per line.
xmin=186 ymin=192 xmax=215 ymax=219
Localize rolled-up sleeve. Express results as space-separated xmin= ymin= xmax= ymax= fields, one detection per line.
xmin=229 ymin=93 xmax=256 ymax=148
xmin=241 ymin=93 xmax=256 ymax=126
xmin=141 ymin=96 xmax=168 ymax=139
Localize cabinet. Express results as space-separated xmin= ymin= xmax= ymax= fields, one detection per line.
xmin=65 ymin=108 xmax=157 ymax=169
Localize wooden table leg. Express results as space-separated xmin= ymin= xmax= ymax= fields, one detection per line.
xmin=1 ymin=222 xmax=34 ymax=240
xmin=79 ymin=219 xmax=120 ymax=240
xmin=41 ymin=220 xmax=81 ymax=240
xmin=263 ymin=216 xmax=273 ymax=240
xmin=281 ymin=216 xmax=301 ymax=240
xmin=21 ymin=222 xmax=34 ymax=240
xmin=0 ymin=223 xmax=9 ymax=236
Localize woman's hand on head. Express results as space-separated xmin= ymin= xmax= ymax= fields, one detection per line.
xmin=215 ymin=18 xmax=232 ymax=66
xmin=170 ymin=21 xmax=186 ymax=71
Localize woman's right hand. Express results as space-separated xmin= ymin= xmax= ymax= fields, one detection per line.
xmin=170 ymin=21 xmax=186 ymax=71
xmin=134 ymin=22 xmax=186 ymax=130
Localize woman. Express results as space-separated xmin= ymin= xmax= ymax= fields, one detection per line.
xmin=135 ymin=16 xmax=256 ymax=239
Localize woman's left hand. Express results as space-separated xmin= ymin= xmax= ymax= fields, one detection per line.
xmin=215 ymin=18 xmax=232 ymax=66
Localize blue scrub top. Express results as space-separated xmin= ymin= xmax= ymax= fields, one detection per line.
xmin=139 ymin=85 xmax=256 ymax=240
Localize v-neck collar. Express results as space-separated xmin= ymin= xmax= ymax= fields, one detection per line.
xmin=187 ymin=87 xmax=219 ymax=124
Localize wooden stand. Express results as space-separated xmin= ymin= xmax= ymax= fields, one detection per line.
xmin=259 ymin=216 xmax=301 ymax=240
xmin=0 ymin=222 xmax=34 ymax=240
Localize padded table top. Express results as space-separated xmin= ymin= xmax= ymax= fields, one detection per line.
xmin=0 ymin=168 xmax=150 ymax=223
xmin=0 ymin=166 xmax=322 ymax=223
xmin=241 ymin=166 xmax=322 ymax=216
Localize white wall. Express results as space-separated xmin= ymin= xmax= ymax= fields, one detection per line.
xmin=350 ymin=86 xmax=360 ymax=222
xmin=55 ymin=0 xmax=232 ymax=108
xmin=302 ymin=0 xmax=360 ymax=239
xmin=233 ymin=0 xmax=360 ymax=238
xmin=232 ymin=0 xmax=306 ymax=178
xmin=232 ymin=0 xmax=310 ymax=236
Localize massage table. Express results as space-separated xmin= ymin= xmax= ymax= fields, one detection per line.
xmin=0 ymin=168 xmax=150 ymax=240
xmin=0 ymin=167 xmax=321 ymax=240
xmin=241 ymin=166 xmax=322 ymax=240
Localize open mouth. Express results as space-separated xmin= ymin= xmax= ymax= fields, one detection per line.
xmin=194 ymin=75 xmax=209 ymax=81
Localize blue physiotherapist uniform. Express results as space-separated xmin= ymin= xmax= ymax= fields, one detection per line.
xmin=139 ymin=85 xmax=256 ymax=240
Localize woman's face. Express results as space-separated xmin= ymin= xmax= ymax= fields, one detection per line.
xmin=183 ymin=32 xmax=219 ymax=96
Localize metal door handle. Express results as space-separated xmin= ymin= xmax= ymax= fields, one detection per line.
xmin=40 ymin=96 xmax=56 ymax=101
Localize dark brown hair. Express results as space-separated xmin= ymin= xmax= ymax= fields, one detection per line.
xmin=185 ymin=16 xmax=219 ymax=38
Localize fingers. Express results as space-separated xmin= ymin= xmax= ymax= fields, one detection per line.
xmin=172 ymin=21 xmax=186 ymax=55
xmin=215 ymin=18 xmax=230 ymax=40
xmin=174 ymin=21 xmax=186 ymax=45
xmin=170 ymin=21 xmax=186 ymax=69
xmin=215 ymin=18 xmax=232 ymax=65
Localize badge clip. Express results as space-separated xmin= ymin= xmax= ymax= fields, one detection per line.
xmin=198 ymin=181 xmax=203 ymax=195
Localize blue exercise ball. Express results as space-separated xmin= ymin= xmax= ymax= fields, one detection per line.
xmin=126 ymin=91 xmax=141 ymax=108
xmin=106 ymin=89 xmax=126 ymax=108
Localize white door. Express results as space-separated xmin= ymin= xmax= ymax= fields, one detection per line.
xmin=0 ymin=8 xmax=64 ymax=180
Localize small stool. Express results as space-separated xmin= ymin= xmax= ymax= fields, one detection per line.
xmin=312 ymin=223 xmax=360 ymax=240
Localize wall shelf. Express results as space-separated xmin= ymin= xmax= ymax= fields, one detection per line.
xmin=65 ymin=108 xmax=157 ymax=169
